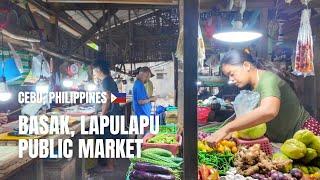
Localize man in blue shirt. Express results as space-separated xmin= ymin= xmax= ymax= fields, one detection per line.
xmin=133 ymin=67 xmax=157 ymax=118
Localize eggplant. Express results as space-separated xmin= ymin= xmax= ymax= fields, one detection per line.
xmin=133 ymin=162 xmax=171 ymax=175
xmin=130 ymin=170 xmax=175 ymax=180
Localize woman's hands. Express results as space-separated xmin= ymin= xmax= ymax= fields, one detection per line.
xmin=205 ymin=126 xmax=231 ymax=147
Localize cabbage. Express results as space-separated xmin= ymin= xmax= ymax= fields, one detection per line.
xmin=309 ymin=136 xmax=320 ymax=156
xmin=281 ymin=139 xmax=307 ymax=159
xmin=293 ymin=129 xmax=315 ymax=145
xmin=237 ymin=123 xmax=267 ymax=140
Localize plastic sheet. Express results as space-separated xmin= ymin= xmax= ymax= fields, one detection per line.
xmin=233 ymin=90 xmax=260 ymax=116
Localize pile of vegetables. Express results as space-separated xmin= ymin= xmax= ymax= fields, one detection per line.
xmin=234 ymin=144 xmax=292 ymax=176
xmin=198 ymin=140 xmax=214 ymax=153
xmin=147 ymin=134 xmax=178 ymax=144
xmin=216 ymin=140 xmax=238 ymax=154
xmin=198 ymin=140 xmax=238 ymax=154
xmin=198 ymin=164 xmax=219 ymax=180
xmin=198 ymin=131 xmax=211 ymax=140
xmin=128 ymin=148 xmax=183 ymax=180
xmin=159 ymin=125 xmax=177 ymax=134
xmin=278 ymin=130 xmax=320 ymax=177
xmin=251 ymin=168 xmax=304 ymax=180
xmin=198 ymin=151 xmax=234 ymax=175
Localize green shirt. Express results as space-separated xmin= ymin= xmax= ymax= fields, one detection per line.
xmin=254 ymin=71 xmax=309 ymax=143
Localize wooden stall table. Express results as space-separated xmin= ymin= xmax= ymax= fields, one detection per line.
xmin=0 ymin=107 xmax=93 ymax=180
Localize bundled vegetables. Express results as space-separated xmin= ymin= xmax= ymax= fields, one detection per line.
xmin=147 ymin=134 xmax=178 ymax=144
xmin=234 ymin=144 xmax=292 ymax=176
xmin=198 ymin=151 xmax=234 ymax=175
xmin=129 ymin=148 xmax=183 ymax=180
xmin=159 ymin=125 xmax=177 ymax=134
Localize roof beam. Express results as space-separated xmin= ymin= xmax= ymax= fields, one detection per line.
xmin=101 ymin=10 xmax=163 ymax=38
xmin=70 ymin=9 xmax=118 ymax=53
xmin=47 ymin=3 xmax=175 ymax=10
xmin=45 ymin=0 xmax=178 ymax=5
xmin=200 ymin=0 xmax=274 ymax=10
xmin=28 ymin=0 xmax=87 ymax=35
xmin=79 ymin=10 xmax=94 ymax=25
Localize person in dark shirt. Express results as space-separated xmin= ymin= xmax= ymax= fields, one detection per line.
xmin=92 ymin=60 xmax=121 ymax=172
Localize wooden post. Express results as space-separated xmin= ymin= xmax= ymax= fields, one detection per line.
xmin=314 ymin=25 xmax=320 ymax=118
xmin=183 ymin=0 xmax=198 ymax=179
xmin=259 ymin=8 xmax=268 ymax=58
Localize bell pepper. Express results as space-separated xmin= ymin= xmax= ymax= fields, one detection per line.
xmin=200 ymin=164 xmax=209 ymax=180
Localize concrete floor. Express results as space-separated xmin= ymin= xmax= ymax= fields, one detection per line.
xmin=87 ymin=159 xmax=131 ymax=180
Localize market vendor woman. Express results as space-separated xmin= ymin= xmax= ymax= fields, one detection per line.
xmin=206 ymin=49 xmax=320 ymax=144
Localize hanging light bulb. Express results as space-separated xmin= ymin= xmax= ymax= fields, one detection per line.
xmin=0 ymin=76 xmax=11 ymax=101
xmin=36 ymin=77 xmax=49 ymax=93
xmin=85 ymin=83 xmax=97 ymax=91
xmin=213 ymin=20 xmax=262 ymax=43
xmin=63 ymin=79 xmax=73 ymax=88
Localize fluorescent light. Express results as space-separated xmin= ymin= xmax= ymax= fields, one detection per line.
xmin=63 ymin=79 xmax=73 ymax=88
xmin=36 ymin=79 xmax=49 ymax=93
xmin=196 ymin=81 xmax=202 ymax=86
xmin=213 ymin=31 xmax=262 ymax=43
xmin=86 ymin=42 xmax=99 ymax=51
xmin=0 ymin=92 xmax=11 ymax=101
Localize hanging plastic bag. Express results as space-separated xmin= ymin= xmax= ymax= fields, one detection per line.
xmin=7 ymin=42 xmax=23 ymax=73
xmin=0 ymin=58 xmax=21 ymax=82
xmin=31 ymin=54 xmax=51 ymax=78
xmin=293 ymin=9 xmax=314 ymax=77
xmin=233 ymin=90 xmax=260 ymax=116
xmin=175 ymin=24 xmax=206 ymax=64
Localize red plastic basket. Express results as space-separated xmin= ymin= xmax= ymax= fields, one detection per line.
xmin=142 ymin=133 xmax=182 ymax=155
xmin=235 ymin=136 xmax=273 ymax=155
xmin=197 ymin=107 xmax=211 ymax=125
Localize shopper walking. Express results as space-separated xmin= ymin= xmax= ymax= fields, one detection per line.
xmin=92 ymin=59 xmax=121 ymax=172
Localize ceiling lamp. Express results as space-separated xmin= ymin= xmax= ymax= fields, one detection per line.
xmin=213 ymin=20 xmax=262 ymax=43
xmin=63 ymin=79 xmax=73 ymax=88
xmin=0 ymin=76 xmax=11 ymax=101
xmin=35 ymin=77 xmax=49 ymax=93
xmin=85 ymin=82 xmax=97 ymax=91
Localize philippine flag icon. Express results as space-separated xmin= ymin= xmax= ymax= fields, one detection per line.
xmin=111 ymin=93 xmax=126 ymax=103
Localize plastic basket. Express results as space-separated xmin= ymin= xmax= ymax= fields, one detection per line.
xmin=235 ymin=136 xmax=273 ymax=155
xmin=165 ymin=111 xmax=178 ymax=118
xmin=142 ymin=133 xmax=182 ymax=155
xmin=197 ymin=107 xmax=211 ymax=125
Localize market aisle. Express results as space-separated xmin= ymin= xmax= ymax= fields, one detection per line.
xmin=88 ymin=159 xmax=130 ymax=180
